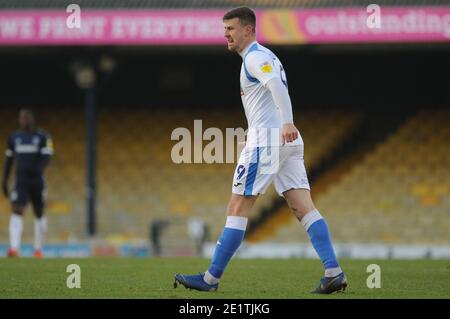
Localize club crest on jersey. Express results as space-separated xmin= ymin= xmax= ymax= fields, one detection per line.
xmin=260 ymin=62 xmax=273 ymax=73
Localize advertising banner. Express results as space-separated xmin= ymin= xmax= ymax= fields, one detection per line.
xmin=0 ymin=7 xmax=449 ymax=45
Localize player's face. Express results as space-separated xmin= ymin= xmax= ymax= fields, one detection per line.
xmin=19 ymin=110 xmax=35 ymax=130
xmin=223 ymin=18 xmax=253 ymax=53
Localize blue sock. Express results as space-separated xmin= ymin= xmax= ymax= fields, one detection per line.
xmin=302 ymin=210 xmax=340 ymax=274
xmin=205 ymin=216 xmax=247 ymax=283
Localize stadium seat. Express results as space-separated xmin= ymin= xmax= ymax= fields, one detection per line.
xmin=269 ymin=110 xmax=450 ymax=244
xmin=0 ymin=108 xmax=363 ymax=244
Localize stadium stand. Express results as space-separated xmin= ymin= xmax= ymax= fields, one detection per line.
xmin=0 ymin=107 xmax=362 ymax=248
xmin=96 ymin=108 xmax=363 ymax=247
xmin=268 ymin=110 xmax=450 ymax=244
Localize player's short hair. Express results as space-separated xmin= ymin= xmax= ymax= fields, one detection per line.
xmin=223 ymin=7 xmax=256 ymax=32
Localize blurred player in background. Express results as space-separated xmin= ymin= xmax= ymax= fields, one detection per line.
xmin=2 ymin=109 xmax=53 ymax=258
xmin=175 ymin=7 xmax=347 ymax=294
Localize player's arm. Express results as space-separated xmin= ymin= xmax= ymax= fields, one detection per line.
xmin=266 ymin=78 xmax=298 ymax=144
xmin=245 ymin=53 xmax=298 ymax=144
xmin=2 ymin=136 xmax=14 ymax=197
xmin=37 ymin=134 xmax=54 ymax=173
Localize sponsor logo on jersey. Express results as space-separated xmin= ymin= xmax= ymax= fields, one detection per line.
xmin=260 ymin=62 xmax=273 ymax=73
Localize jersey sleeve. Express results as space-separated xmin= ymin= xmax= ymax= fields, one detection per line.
xmin=5 ymin=135 xmax=14 ymax=157
xmin=245 ymin=51 xmax=279 ymax=87
xmin=40 ymin=134 xmax=54 ymax=156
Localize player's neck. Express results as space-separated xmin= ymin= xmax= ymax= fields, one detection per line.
xmin=238 ymin=38 xmax=257 ymax=57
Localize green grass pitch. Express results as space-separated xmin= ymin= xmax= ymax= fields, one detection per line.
xmin=0 ymin=258 xmax=449 ymax=298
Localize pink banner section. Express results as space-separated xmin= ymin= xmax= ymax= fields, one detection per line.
xmin=0 ymin=10 xmax=226 ymax=45
xmin=0 ymin=7 xmax=449 ymax=45
xmin=260 ymin=6 xmax=450 ymax=44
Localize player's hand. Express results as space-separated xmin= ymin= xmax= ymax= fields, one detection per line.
xmin=2 ymin=181 xmax=8 ymax=198
xmin=281 ymin=123 xmax=299 ymax=145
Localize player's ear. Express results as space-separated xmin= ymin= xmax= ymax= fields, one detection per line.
xmin=245 ymin=24 xmax=253 ymax=35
